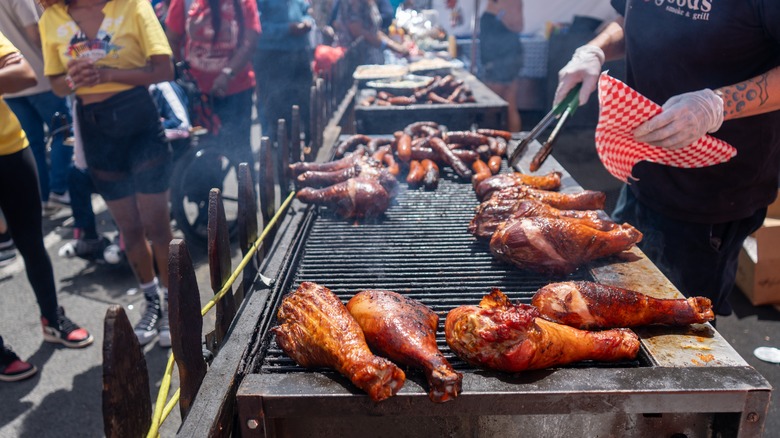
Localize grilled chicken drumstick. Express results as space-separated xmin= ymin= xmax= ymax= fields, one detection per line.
xmin=272 ymin=282 xmax=406 ymax=402
xmin=475 ymin=171 xmax=563 ymax=200
xmin=469 ymin=199 xmax=618 ymax=239
xmin=445 ymin=289 xmax=640 ymax=373
xmin=347 ymin=290 xmax=463 ymax=403
xmin=296 ymin=177 xmax=393 ymax=219
xmin=484 ymin=185 xmax=607 ymax=211
xmin=490 ymin=216 xmax=642 ymax=276
xmin=532 ymin=281 xmax=715 ymax=329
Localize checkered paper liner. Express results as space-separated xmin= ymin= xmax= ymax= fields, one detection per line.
xmin=594 ymin=73 xmax=736 ymax=183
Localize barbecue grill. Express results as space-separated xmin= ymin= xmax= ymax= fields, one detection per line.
xmin=234 ymin=138 xmax=771 ymax=438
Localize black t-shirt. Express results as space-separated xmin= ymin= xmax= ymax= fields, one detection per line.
xmin=610 ymin=0 xmax=780 ymax=223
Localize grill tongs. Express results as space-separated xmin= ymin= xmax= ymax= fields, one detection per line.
xmin=508 ymin=84 xmax=581 ymax=172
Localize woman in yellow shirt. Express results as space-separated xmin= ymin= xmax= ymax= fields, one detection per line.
xmin=0 ymin=32 xmax=93 ymax=383
xmin=39 ymin=0 xmax=175 ymax=346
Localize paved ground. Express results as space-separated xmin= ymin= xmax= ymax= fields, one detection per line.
xmin=0 ymin=125 xmax=777 ymax=437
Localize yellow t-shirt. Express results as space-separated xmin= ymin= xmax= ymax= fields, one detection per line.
xmin=39 ymin=0 xmax=172 ymax=95
xmin=0 ymin=33 xmax=28 ymax=156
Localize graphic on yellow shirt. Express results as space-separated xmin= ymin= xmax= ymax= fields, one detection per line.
xmin=66 ymin=30 xmax=123 ymax=62
xmin=0 ymin=32 xmax=29 ymax=156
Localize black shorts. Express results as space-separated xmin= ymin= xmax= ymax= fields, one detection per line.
xmin=77 ymin=87 xmax=172 ymax=201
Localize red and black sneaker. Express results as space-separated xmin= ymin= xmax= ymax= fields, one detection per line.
xmin=0 ymin=343 xmax=37 ymax=382
xmin=41 ymin=306 xmax=94 ymax=348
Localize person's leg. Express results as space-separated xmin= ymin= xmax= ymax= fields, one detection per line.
xmin=135 ymin=191 xmax=172 ymax=289
xmin=67 ymin=165 xmax=98 ymax=238
xmin=0 ymin=148 xmax=92 ymax=347
xmin=215 ymin=89 xmax=255 ymax=168
xmin=29 ymin=91 xmax=73 ymax=198
xmin=5 ymin=97 xmax=49 ymax=202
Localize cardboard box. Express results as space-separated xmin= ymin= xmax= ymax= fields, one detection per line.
xmin=736 ymin=192 xmax=780 ymax=306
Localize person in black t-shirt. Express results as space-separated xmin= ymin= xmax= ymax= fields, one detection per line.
xmin=554 ymin=1 xmax=780 ymax=317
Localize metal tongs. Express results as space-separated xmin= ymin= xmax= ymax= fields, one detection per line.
xmin=508 ymin=84 xmax=581 ymax=171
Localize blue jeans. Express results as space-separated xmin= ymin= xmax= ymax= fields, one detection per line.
xmin=612 ymin=185 xmax=766 ymax=316
xmin=6 ymin=91 xmax=72 ymax=201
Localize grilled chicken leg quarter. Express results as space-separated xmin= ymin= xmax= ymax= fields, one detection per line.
xmin=272 ymin=282 xmax=406 ymax=402
xmin=532 ymin=281 xmax=715 ymax=329
xmin=445 ymin=289 xmax=640 ymax=373
xmin=347 ymin=290 xmax=463 ymax=403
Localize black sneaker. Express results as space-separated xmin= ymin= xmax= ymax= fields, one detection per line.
xmin=0 ymin=248 xmax=16 ymax=267
xmin=41 ymin=306 xmax=94 ymax=348
xmin=134 ymin=295 xmax=162 ymax=346
xmin=0 ymin=343 xmax=37 ymax=382
xmin=0 ymin=230 xmax=13 ymax=250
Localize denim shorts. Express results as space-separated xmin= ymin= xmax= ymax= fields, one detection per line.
xmin=77 ymin=87 xmax=172 ymax=200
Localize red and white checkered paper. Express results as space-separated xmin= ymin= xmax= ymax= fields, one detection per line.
xmin=594 ymin=72 xmax=736 ymax=183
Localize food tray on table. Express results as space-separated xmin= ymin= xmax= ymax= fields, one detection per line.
xmin=353 ymin=64 xmax=409 ymax=86
xmin=365 ymin=74 xmax=435 ymax=96
xmin=407 ymin=57 xmax=463 ymax=76
xmin=354 ymin=69 xmax=508 ymax=134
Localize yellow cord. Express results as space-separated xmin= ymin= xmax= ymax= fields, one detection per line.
xmin=146 ymin=191 xmax=296 ymax=437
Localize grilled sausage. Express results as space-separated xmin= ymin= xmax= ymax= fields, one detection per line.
xmin=410 ymin=146 xmax=439 ymax=162
xmin=289 ymin=148 xmax=366 ymax=176
xmin=487 ymin=155 xmax=502 ymax=174
xmin=429 ymin=137 xmax=472 ymax=180
xmin=335 ymin=134 xmax=371 ymax=158
xmin=368 ymin=137 xmax=393 ymax=154
xmin=388 ymin=96 xmax=417 ymax=106
xmin=403 ymin=121 xmax=440 ymax=137
xmin=406 ymin=160 xmax=425 ymax=186
xmin=396 ymin=133 xmax=413 ymax=163
xmin=427 ymin=92 xmax=450 ymax=104
xmin=477 ymin=129 xmax=512 ymax=140
xmin=421 ymin=159 xmax=439 ymax=190
xmin=471 ymin=159 xmax=492 ymax=188
xmin=451 ymin=149 xmax=479 ymax=164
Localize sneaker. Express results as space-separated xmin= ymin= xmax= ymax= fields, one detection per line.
xmin=134 ymin=295 xmax=162 ymax=346
xmin=48 ymin=191 xmax=71 ymax=206
xmin=0 ymin=248 xmax=16 ymax=267
xmin=0 ymin=231 xmax=13 ymax=250
xmin=0 ymin=344 xmax=37 ymax=382
xmin=41 ymin=201 xmax=62 ymax=217
xmin=41 ymin=306 xmax=94 ymax=348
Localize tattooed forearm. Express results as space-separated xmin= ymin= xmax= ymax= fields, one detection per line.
xmin=715 ymin=68 xmax=780 ymax=120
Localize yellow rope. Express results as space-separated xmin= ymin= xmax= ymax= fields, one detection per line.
xmin=146 ymin=191 xmax=296 ymax=437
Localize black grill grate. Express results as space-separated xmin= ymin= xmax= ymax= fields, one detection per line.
xmin=257 ymin=171 xmax=625 ymax=375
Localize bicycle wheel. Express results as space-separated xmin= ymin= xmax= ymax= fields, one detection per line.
xmin=170 ymin=146 xmax=240 ymax=247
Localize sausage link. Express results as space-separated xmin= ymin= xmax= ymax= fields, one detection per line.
xmin=471 ymin=159 xmax=492 ymax=188
xmin=396 ymin=133 xmax=413 ymax=163
xmin=403 ymin=121 xmax=440 ymax=137
xmin=410 ymin=146 xmax=439 ymax=161
xmin=429 ymin=137 xmax=472 ymax=180
xmin=487 ymin=155 xmax=502 ymax=174
xmin=444 ymin=131 xmax=489 ymax=147
xmin=367 ymin=137 xmax=393 ymax=154
xmin=335 ymin=134 xmax=371 ymax=158
xmin=476 ymin=129 xmax=512 ymax=140
xmin=421 ymin=159 xmax=439 ymax=190
xmin=406 ymin=160 xmax=425 ymax=186
xmin=451 ymin=149 xmax=479 ymax=164
xmin=388 ymin=95 xmax=417 ymax=105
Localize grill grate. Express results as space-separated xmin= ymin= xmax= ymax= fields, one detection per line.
xmin=257 ymin=170 xmax=638 ymax=375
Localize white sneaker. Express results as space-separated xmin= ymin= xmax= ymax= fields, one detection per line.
xmin=48 ymin=191 xmax=71 ymax=206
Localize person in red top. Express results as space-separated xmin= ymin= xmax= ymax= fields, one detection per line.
xmin=166 ymin=0 xmax=260 ymax=170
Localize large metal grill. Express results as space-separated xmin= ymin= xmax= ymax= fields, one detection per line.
xmin=235 ymin=140 xmax=771 ymax=438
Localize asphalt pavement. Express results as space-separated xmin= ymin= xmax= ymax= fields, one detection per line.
xmin=0 ymin=126 xmax=777 ymax=437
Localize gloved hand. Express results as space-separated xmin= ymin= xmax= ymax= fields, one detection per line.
xmin=633 ymin=89 xmax=724 ymax=150
xmin=554 ymin=45 xmax=605 ymax=106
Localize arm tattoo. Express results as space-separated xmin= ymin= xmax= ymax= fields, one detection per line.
xmin=721 ymin=73 xmax=770 ymax=117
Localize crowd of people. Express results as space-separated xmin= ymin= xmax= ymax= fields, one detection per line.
xmin=2 ymin=0 xmax=778 ymax=391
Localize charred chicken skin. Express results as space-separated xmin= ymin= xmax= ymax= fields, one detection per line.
xmin=489 ymin=216 xmax=642 ymax=276
xmin=445 ymin=289 xmax=640 ymax=373
xmin=469 ymin=199 xmax=618 ymax=239
xmin=483 ymin=185 xmax=607 ymax=212
xmin=272 ymin=282 xmax=406 ymax=402
xmin=296 ymin=177 xmax=393 ymax=219
xmin=475 ymin=171 xmax=563 ymax=201
xmin=347 ymin=290 xmax=463 ymax=403
xmin=532 ymin=281 xmax=715 ymax=329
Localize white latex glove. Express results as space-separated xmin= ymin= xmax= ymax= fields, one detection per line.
xmin=633 ymin=89 xmax=724 ymax=150
xmin=554 ymin=45 xmax=605 ymax=106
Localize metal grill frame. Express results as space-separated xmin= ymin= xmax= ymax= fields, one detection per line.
xmin=233 ymin=139 xmax=771 ymax=438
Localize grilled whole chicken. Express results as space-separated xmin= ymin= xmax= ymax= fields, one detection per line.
xmin=272 ymin=282 xmax=406 ymax=402
xmin=484 ymin=185 xmax=607 ymax=211
xmin=490 ymin=216 xmax=643 ymax=276
xmin=469 ymin=199 xmax=618 ymax=239
xmin=445 ymin=289 xmax=640 ymax=373
xmin=296 ymin=177 xmax=393 ymax=218
xmin=475 ymin=171 xmax=563 ymax=200
xmin=347 ymin=290 xmax=463 ymax=403
xmin=532 ymin=281 xmax=715 ymax=329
